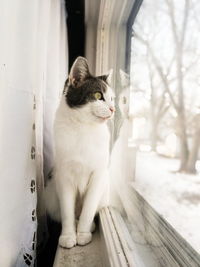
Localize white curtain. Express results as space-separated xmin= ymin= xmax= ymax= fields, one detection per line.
xmin=0 ymin=0 xmax=68 ymax=266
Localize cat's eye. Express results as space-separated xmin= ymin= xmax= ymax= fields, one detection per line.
xmin=94 ymin=92 xmax=102 ymax=100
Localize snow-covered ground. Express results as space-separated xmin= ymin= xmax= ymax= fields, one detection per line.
xmin=133 ymin=151 xmax=200 ymax=254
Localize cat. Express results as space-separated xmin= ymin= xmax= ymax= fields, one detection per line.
xmin=44 ymin=57 xmax=115 ymax=248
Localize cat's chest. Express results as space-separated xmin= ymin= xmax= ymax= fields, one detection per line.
xmin=55 ymin=123 xmax=110 ymax=167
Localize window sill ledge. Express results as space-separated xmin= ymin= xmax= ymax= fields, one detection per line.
xmin=53 ymin=207 xmax=136 ymax=267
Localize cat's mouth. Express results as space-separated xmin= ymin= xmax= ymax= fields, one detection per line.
xmin=92 ymin=111 xmax=112 ymax=121
xmin=95 ymin=115 xmax=111 ymax=121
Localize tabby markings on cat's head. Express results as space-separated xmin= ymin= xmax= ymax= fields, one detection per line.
xmin=65 ymin=57 xmax=115 ymax=123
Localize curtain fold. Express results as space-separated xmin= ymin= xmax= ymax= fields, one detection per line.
xmin=0 ymin=1 xmax=68 ymax=266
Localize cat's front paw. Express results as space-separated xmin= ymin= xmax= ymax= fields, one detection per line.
xmin=77 ymin=232 xmax=92 ymax=246
xmin=59 ymin=233 xmax=76 ymax=248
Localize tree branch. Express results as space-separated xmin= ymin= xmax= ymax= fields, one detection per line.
xmin=135 ymin=33 xmax=179 ymax=112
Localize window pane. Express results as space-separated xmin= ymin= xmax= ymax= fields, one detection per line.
xmin=129 ymin=0 xmax=200 ymax=253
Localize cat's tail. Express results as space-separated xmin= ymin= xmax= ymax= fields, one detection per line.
xmin=44 ymin=177 xmax=61 ymax=222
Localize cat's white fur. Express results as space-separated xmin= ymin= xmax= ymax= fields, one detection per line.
xmin=45 ymin=57 xmax=115 ymax=248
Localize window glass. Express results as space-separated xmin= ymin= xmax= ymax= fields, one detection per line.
xmin=128 ymin=0 xmax=200 ymax=253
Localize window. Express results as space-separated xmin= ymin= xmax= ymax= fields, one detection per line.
xmin=89 ymin=0 xmax=200 ymax=265
xmin=130 ymin=0 xmax=200 ymax=254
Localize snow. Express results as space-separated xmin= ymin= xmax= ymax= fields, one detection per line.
xmin=133 ymin=151 xmax=200 ymax=254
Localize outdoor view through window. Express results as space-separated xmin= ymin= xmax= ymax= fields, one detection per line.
xmin=129 ymin=0 xmax=200 ymax=253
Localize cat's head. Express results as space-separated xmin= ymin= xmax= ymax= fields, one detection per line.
xmin=118 ymin=70 xmax=130 ymax=118
xmin=65 ymin=57 xmax=115 ymax=123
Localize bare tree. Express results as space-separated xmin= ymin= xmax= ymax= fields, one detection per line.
xmin=186 ymin=113 xmax=200 ymax=173
xmin=165 ymin=0 xmax=189 ymax=171
xmin=133 ymin=0 xmax=200 ymax=173
xmin=147 ymin=58 xmax=170 ymax=151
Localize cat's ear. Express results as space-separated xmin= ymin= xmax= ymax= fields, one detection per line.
xmin=98 ymin=69 xmax=113 ymax=85
xmin=120 ymin=69 xmax=130 ymax=88
xmin=69 ymin=57 xmax=90 ymax=87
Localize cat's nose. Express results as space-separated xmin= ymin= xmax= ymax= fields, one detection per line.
xmin=109 ymin=106 xmax=115 ymax=113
